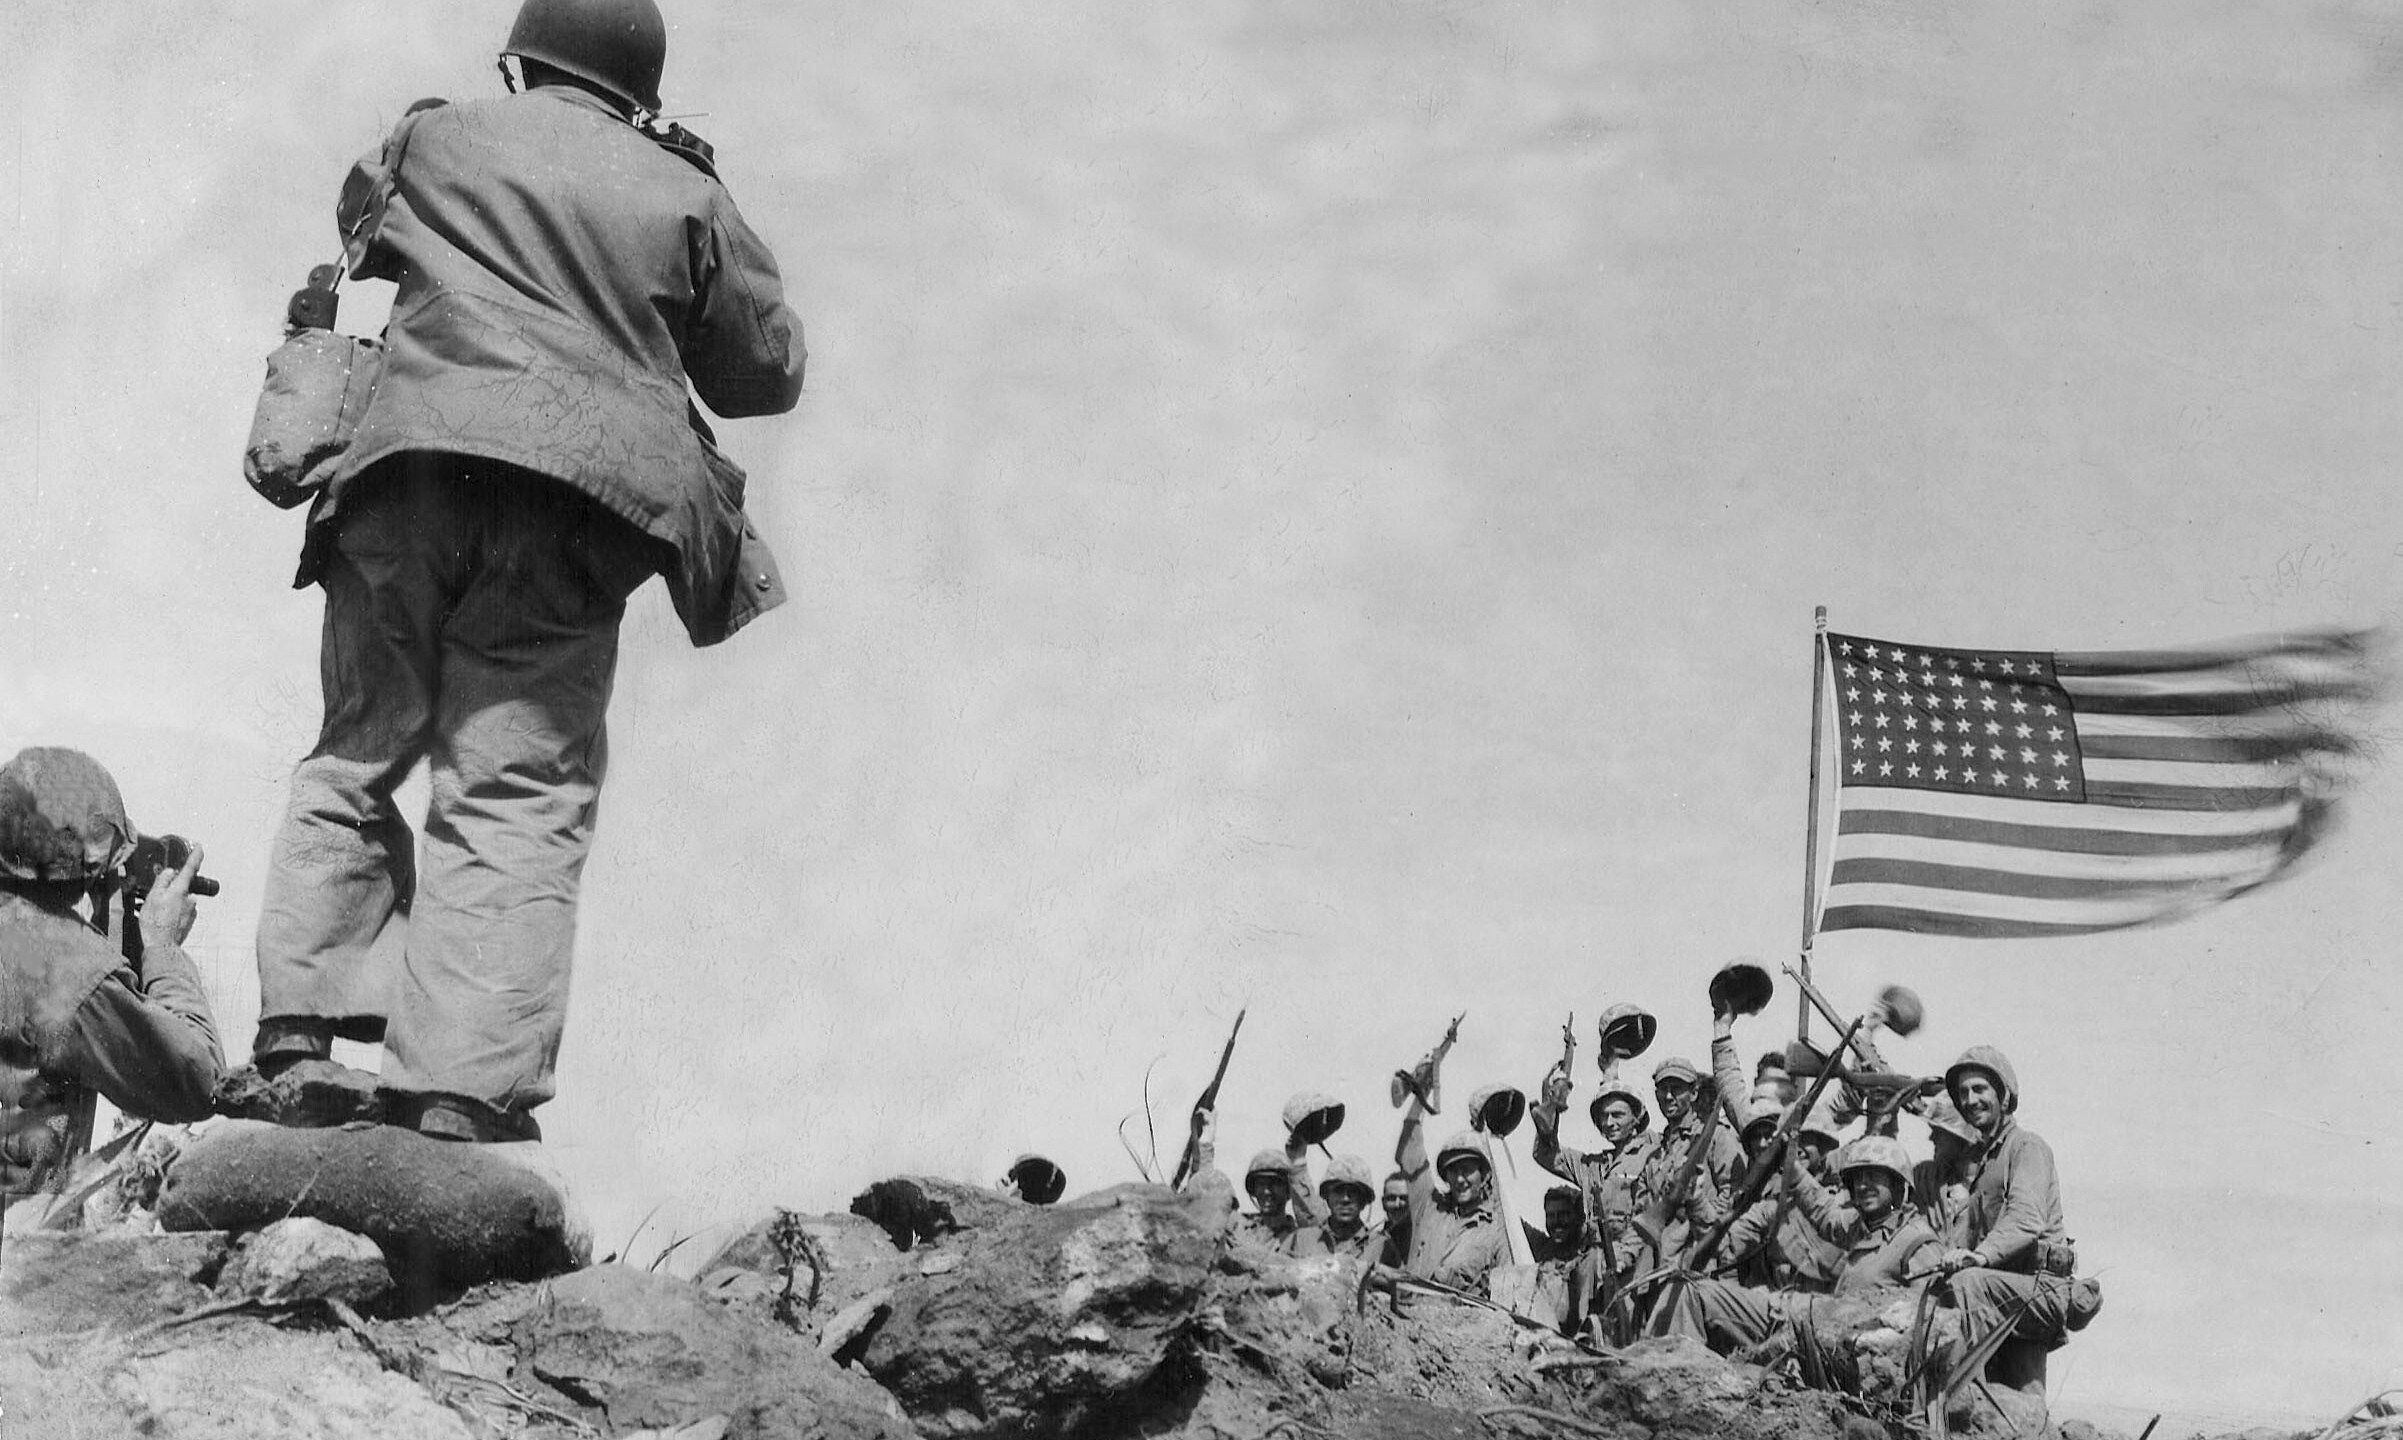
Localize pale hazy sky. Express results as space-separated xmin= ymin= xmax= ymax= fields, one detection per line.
xmin=4 ymin=0 xmax=2400 ymax=1422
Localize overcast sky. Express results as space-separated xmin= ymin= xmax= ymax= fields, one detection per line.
xmin=5 ymin=0 xmax=2400 ymax=1422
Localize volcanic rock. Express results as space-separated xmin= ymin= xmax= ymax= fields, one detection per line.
xmin=212 ymin=1059 xmax=386 ymax=1128
xmin=698 ymin=1208 xmax=908 ymax=1340
xmin=855 ymin=1181 xmax=1228 ymax=1437
xmin=504 ymin=1264 xmax=920 ymax=1438
xmin=217 ymin=1216 xmax=393 ymax=1306
xmin=106 ymin=1325 xmax=477 ymax=1440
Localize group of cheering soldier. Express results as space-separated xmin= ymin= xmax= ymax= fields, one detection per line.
xmin=1182 ymin=962 xmax=2102 ymax=1393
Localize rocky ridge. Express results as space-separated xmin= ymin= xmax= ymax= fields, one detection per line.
xmin=0 ymin=1160 xmax=2311 ymax=1440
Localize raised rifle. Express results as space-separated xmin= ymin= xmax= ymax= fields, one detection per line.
xmin=1169 ymin=1009 xmax=1245 ymax=1192
xmin=1630 ymin=1077 xmax=1723 ymax=1257
xmin=1390 ymin=1011 xmax=1464 ymax=1113
xmin=1547 ymin=1012 xmax=1575 ymax=1103
xmin=1684 ymin=1016 xmax=1865 ymax=1279
xmin=1780 ymin=962 xmax=1902 ymax=1072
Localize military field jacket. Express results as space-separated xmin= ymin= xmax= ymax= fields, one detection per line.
xmin=1958 ymin=1120 xmax=2066 ymax=1270
xmin=308 ymin=86 xmax=807 ymax=647
xmin=0 ymin=894 xmax=223 ymax=1124
xmin=1532 ymin=1123 xmax=1658 ymax=1273
xmin=1783 ymin=1163 xmax=1937 ymax=1293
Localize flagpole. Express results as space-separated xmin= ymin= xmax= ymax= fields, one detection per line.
xmin=1798 ymin=607 xmax=1828 ymax=1044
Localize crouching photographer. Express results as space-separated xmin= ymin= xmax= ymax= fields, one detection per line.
xmin=0 ymin=748 xmax=225 ymax=1171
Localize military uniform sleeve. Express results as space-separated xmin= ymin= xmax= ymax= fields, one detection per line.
xmin=1716 ymin=1192 xmax=1782 ymax=1271
xmin=1781 ymin=1147 xmax=1860 ymax=1243
xmin=56 ymin=943 xmax=224 ymax=1124
xmin=1706 ymin=1128 xmax=1743 ymax=1207
xmin=1710 ymin=1030 xmax=1760 ymax=1132
xmin=683 ymin=195 xmax=807 ymax=418
xmin=1530 ymin=1117 xmax=1591 ymax=1185
xmin=1395 ymin=1100 xmax=1431 ymax=1184
xmin=1284 ymin=1144 xmax=1323 ymax=1227
xmin=1970 ymin=1132 xmax=2061 ymax=1269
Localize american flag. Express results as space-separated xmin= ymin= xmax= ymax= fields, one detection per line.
xmin=1817 ymin=630 xmax=2377 ymax=938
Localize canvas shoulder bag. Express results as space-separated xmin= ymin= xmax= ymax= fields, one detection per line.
xmin=241 ymin=106 xmax=436 ymax=509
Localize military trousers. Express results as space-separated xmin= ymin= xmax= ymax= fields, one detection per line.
xmin=1945 ymin=1268 xmax=2075 ymax=1346
xmin=1657 ymin=1277 xmax=1784 ymax=1353
xmin=255 ymin=454 xmax=655 ymax=1113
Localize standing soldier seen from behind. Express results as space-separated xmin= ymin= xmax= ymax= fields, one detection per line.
xmin=248 ymin=0 xmax=807 ymax=1143
xmin=0 ymin=749 xmax=224 ymax=1201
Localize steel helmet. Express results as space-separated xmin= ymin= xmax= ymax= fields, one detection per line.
xmin=1920 ymin=1095 xmax=1981 ymax=1145
xmin=1588 ymin=1080 xmax=1650 ymax=1134
xmin=1796 ymin=1096 xmax=1844 ymax=1150
xmin=0 ymin=748 xmax=135 ymax=885
xmin=1242 ymin=1148 xmax=1292 ymax=1184
xmin=1281 ymin=1091 xmax=1345 ymax=1147
xmin=1469 ymin=1084 xmax=1526 ymax=1138
xmin=1708 ymin=960 xmax=1774 ymax=1018
xmin=1833 ymin=1135 xmax=1912 ymax=1196
xmin=1875 ymin=984 xmax=1925 ymax=1036
xmin=1317 ymin=1153 xmax=1376 ymax=1203
xmin=1433 ymin=1130 xmax=1491 ymax=1177
xmin=503 ymin=0 xmax=667 ymax=113
xmin=1596 ymin=1003 xmax=1657 ymax=1061
xmin=1006 ymin=1153 xmax=1065 ymax=1205
xmin=1944 ymin=1046 xmax=2021 ymax=1116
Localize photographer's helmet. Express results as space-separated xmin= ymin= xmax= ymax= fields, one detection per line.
xmin=503 ymin=0 xmax=667 ymax=113
xmin=0 ymin=748 xmax=134 ymax=885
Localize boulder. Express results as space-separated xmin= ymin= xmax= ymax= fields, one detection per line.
xmin=856 ymin=1181 xmax=1227 ymax=1438
xmin=505 ymin=1264 xmax=920 ymax=1439
xmin=1944 ymin=1374 xmax=2050 ymax=1439
xmin=1203 ymin=1250 xmax=1360 ymax=1390
xmin=217 ymin=1217 xmax=392 ymax=1307
xmin=106 ymin=1325 xmax=476 ymax=1440
xmin=697 ymin=1209 xmax=908 ymax=1338
xmin=0 ymin=1230 xmax=229 ymax=1335
xmin=155 ymin=1120 xmax=585 ymax=1298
